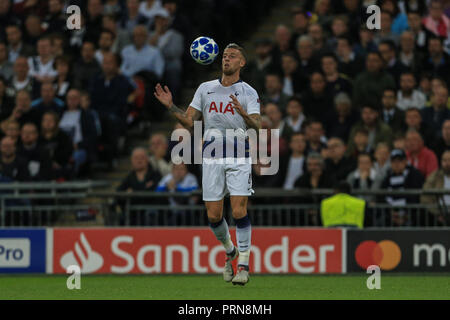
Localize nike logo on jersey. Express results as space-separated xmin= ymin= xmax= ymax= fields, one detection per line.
xmin=207 ymin=91 xmax=215 ymax=94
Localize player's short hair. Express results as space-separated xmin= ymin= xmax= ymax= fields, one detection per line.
xmin=225 ymin=43 xmax=247 ymax=62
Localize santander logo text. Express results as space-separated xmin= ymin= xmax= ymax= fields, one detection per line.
xmin=52 ymin=229 xmax=342 ymax=274
xmin=60 ymin=233 xmax=103 ymax=273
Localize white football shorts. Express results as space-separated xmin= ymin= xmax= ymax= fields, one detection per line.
xmin=202 ymin=158 xmax=254 ymax=201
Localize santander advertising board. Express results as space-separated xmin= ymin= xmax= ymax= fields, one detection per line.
xmin=52 ymin=228 xmax=343 ymax=274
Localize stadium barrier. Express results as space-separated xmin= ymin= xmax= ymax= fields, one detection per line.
xmin=0 ymin=188 xmax=449 ymax=227
xmin=1 ymin=227 xmax=449 ymax=274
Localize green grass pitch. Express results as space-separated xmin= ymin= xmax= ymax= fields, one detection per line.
xmin=1 ymin=274 xmax=449 ymax=300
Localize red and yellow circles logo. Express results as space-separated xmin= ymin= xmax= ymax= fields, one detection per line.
xmin=355 ymin=240 xmax=402 ymax=270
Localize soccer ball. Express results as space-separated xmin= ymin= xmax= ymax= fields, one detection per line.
xmin=190 ymin=36 xmax=219 ymax=65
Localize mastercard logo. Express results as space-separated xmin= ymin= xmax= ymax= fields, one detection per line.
xmin=355 ymin=240 xmax=401 ymax=270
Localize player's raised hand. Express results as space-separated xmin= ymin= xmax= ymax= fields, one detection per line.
xmin=229 ymin=94 xmax=246 ymax=116
xmin=154 ymin=83 xmax=173 ymax=108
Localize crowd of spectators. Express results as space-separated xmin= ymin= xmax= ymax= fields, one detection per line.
xmin=1 ymin=0 xmax=450 ymax=227
xmin=116 ymin=0 xmax=450 ymax=226
xmin=0 ymin=0 xmax=272 ymax=182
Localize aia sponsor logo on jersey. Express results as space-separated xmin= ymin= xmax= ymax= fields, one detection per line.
xmin=208 ymin=101 xmax=235 ymax=115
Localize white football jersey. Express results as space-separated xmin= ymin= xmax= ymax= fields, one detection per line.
xmin=190 ymin=79 xmax=260 ymax=158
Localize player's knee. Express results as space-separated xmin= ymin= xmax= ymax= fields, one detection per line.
xmin=232 ymin=208 xmax=247 ymax=219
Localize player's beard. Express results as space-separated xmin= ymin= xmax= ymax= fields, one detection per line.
xmin=223 ymin=65 xmax=238 ymax=76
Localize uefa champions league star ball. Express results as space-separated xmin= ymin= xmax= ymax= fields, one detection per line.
xmin=190 ymin=36 xmax=219 ymax=65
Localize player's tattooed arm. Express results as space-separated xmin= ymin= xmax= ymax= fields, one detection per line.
xmin=154 ymin=83 xmax=201 ymax=128
xmin=229 ymin=94 xmax=262 ymax=130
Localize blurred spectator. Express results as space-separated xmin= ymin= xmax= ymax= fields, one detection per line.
xmin=3 ymin=120 xmax=20 ymax=144
xmin=378 ymin=39 xmax=409 ymax=86
xmin=95 ymin=29 xmax=115 ymax=65
xmin=379 ymin=149 xmax=424 ymax=226
xmin=423 ymin=37 xmax=450 ymax=86
xmin=294 ymin=152 xmax=335 ymax=220
xmin=0 ymin=136 xmax=29 ymax=182
xmin=399 ymin=31 xmax=424 ymax=76
xmin=149 ymin=132 xmax=172 ymax=177
xmin=432 ymin=119 xmax=450 ymax=160
xmin=31 ymin=81 xmax=65 ymax=125
xmin=373 ymin=11 xmax=399 ymax=45
xmin=120 ymin=25 xmax=164 ymax=79
xmin=23 ymin=14 xmax=44 ymax=48
xmin=373 ymin=142 xmax=391 ymax=178
xmin=354 ymin=25 xmax=378 ymax=58
xmin=1 ymin=90 xmax=39 ymax=128
xmin=162 ymin=0 xmax=193 ymax=45
xmin=347 ymin=127 xmax=371 ymax=160
xmin=302 ymin=71 xmax=333 ymax=121
xmin=348 ymin=104 xmax=393 ymax=156
xmin=421 ymin=150 xmax=450 ymax=226
xmin=347 ymin=152 xmax=383 ymax=203
xmin=243 ymin=38 xmax=277 ymax=95
xmin=156 ymin=160 xmax=199 ymax=215
xmin=281 ymin=52 xmax=306 ymax=97
xmin=59 ymin=89 xmax=99 ymax=176
xmin=85 ymin=0 xmax=104 ymax=43
xmin=0 ymin=76 xmax=13 ymax=120
xmin=378 ymin=0 xmax=409 ymax=35
xmin=102 ymin=14 xmax=132 ymax=55
xmin=0 ymin=1 xmax=21 ymax=42
xmin=327 ymin=15 xmax=350 ymax=52
xmin=380 ymin=87 xmax=404 ymax=134
xmin=327 ymin=92 xmax=359 ymax=142
xmin=308 ymin=23 xmax=329 ymax=56
xmin=296 ymin=35 xmax=319 ymax=78
xmin=422 ymin=0 xmax=450 ymax=38
xmin=10 ymin=56 xmax=39 ymax=98
xmin=393 ymin=133 xmax=406 ymax=150
xmin=121 ymin=0 xmax=149 ymax=34
xmin=39 ymin=111 xmax=73 ymax=180
xmin=282 ymin=132 xmax=307 ymax=190
xmin=310 ymin=0 xmax=333 ymax=30
xmin=403 ymin=107 xmax=435 ymax=147
xmin=264 ymin=102 xmax=293 ymax=144
xmin=290 ymin=7 xmax=309 ymax=49
xmin=72 ymin=41 xmax=102 ymax=90
xmin=353 ymin=51 xmax=396 ymax=109
xmin=271 ymin=24 xmax=294 ymax=67
xmin=336 ymin=36 xmax=365 ymax=78
xmin=44 ymin=0 xmax=66 ymax=35
xmin=27 ymin=37 xmax=57 ymax=83
xmin=261 ymin=73 xmax=290 ymax=113
xmin=396 ymin=72 xmax=426 ymax=110
xmin=6 ymin=25 xmax=34 ymax=63
xmin=421 ymin=86 xmax=450 ymax=138
xmin=407 ymin=10 xmax=429 ymax=51
xmin=90 ymin=52 xmax=136 ymax=160
xmin=0 ymin=42 xmax=13 ymax=80
xmin=103 ymin=0 xmax=125 ymax=19
xmin=285 ymin=96 xmax=306 ymax=133
xmin=149 ymin=8 xmax=183 ymax=102
xmin=16 ymin=122 xmax=52 ymax=181
xmin=321 ymin=53 xmax=353 ymax=96
xmin=139 ymin=0 xmax=163 ymax=28
xmin=405 ymin=129 xmax=439 ymax=178
xmin=117 ymin=147 xmax=161 ymax=193
xmin=304 ymin=120 xmax=327 ymax=154
xmin=324 ymin=137 xmax=356 ymax=182
xmin=53 ymin=55 xmax=72 ymax=101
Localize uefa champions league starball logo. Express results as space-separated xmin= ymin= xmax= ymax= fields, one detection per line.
xmin=190 ymin=36 xmax=219 ymax=65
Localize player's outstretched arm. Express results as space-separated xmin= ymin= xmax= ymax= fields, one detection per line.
xmin=154 ymin=83 xmax=201 ymax=128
